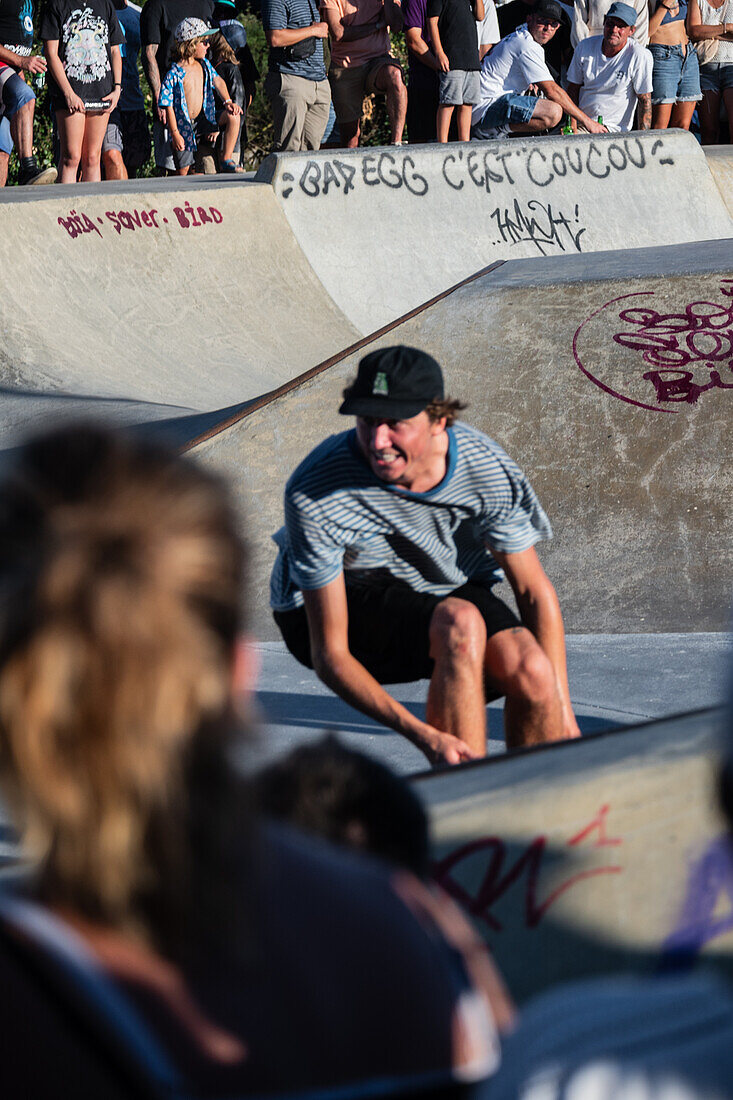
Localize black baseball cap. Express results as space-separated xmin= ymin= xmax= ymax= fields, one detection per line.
xmin=339 ymin=346 xmax=444 ymax=419
xmin=531 ymin=0 xmax=569 ymax=22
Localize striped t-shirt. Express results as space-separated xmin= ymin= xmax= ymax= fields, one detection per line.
xmin=270 ymin=422 xmax=552 ymax=612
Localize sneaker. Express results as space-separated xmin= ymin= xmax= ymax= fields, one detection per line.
xmin=18 ymin=165 xmax=57 ymax=186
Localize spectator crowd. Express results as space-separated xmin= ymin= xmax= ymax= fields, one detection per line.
xmin=0 ymin=0 xmax=731 ymax=184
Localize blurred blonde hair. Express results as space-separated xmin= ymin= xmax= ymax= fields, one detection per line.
xmin=209 ymin=30 xmax=238 ymax=66
xmin=0 ymin=426 xmax=245 ymax=946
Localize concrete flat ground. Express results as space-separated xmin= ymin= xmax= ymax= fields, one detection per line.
xmin=241 ymin=632 xmax=732 ymax=776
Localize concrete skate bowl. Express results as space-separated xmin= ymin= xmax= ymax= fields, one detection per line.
xmin=413 ymin=706 xmax=733 ymax=1003
xmin=0 ymin=130 xmax=730 ymax=457
xmin=187 ymin=237 xmax=733 ymax=639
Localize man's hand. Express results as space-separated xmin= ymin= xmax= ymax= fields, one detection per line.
xmin=585 ymin=117 xmax=608 ymax=133
xmin=21 ymin=55 xmax=47 ymax=73
xmin=312 ymin=20 xmax=330 ymax=36
xmin=421 ymin=727 xmax=481 ymax=767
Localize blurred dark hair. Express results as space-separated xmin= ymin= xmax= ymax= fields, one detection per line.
xmin=0 ymin=424 xmax=250 ymax=962
xmin=254 ymin=734 xmax=430 ymax=878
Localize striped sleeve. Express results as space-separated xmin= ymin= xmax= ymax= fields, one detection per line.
xmin=472 ymin=446 xmax=553 ymax=553
xmin=283 ymin=487 xmax=346 ymax=592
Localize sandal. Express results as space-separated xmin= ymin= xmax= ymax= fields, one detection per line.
xmin=220 ymin=159 xmax=243 ymax=173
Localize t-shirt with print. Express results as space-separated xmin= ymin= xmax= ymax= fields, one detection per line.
xmin=41 ymin=0 xmax=123 ymax=106
xmin=0 ymin=0 xmax=34 ymax=54
xmin=270 ymin=421 xmax=552 ymax=612
xmin=261 ymin=0 xmax=326 ymax=79
xmin=320 ymin=0 xmax=390 ymax=68
xmin=472 ymin=22 xmax=551 ymax=124
xmin=139 ymin=0 xmax=214 ymax=78
xmin=567 ymin=34 xmax=651 ymax=131
xmin=427 ymin=0 xmax=479 ymax=70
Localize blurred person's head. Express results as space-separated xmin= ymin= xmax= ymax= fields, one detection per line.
xmin=0 ymin=425 xmax=249 ymax=956
xmin=209 ymin=31 xmax=238 ymax=65
xmin=254 ymin=734 xmax=430 ymax=877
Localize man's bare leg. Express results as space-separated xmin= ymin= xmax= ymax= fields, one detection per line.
xmin=509 ymin=99 xmax=562 ymax=135
xmin=484 ymin=626 xmax=564 ymax=749
xmin=9 ymin=98 xmax=34 ymax=159
xmin=0 ymin=151 xmax=8 ymax=187
xmin=373 ymin=63 xmax=407 ymax=144
xmin=426 ymin=598 xmax=488 ymax=756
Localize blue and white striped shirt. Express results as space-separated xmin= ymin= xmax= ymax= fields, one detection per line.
xmin=270 ymin=422 xmax=552 ymax=611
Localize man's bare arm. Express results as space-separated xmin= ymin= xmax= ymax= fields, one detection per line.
xmin=0 ymin=46 xmax=46 ymax=71
xmin=266 ymin=22 xmax=329 ymax=45
xmin=321 ymin=5 xmax=385 ymax=40
xmin=143 ymin=43 xmax=164 ymax=120
xmin=636 ymin=90 xmax=651 ymax=128
xmin=405 ymin=25 xmax=442 ymax=69
xmin=491 ymin=547 xmax=581 ymax=740
xmin=303 ymin=576 xmax=479 ymax=765
xmin=536 ymin=77 xmax=608 ymax=132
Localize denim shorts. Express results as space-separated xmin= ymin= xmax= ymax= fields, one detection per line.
xmin=438 ymin=69 xmax=481 ymax=106
xmin=472 ymin=92 xmax=538 ymax=138
xmin=699 ymin=61 xmax=733 ymax=92
xmin=649 ymin=42 xmax=701 ymax=104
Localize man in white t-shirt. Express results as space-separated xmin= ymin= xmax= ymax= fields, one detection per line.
xmin=471 ymin=0 xmax=606 ymax=137
xmin=476 ymin=0 xmax=499 ymax=59
xmin=567 ymin=1 xmax=652 ymax=130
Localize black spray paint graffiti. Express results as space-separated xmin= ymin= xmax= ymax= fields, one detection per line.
xmin=490 ymin=199 xmax=585 ymax=255
xmin=279 ymin=137 xmax=674 ymax=201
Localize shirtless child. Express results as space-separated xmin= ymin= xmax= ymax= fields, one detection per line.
xmin=158 ymin=17 xmax=242 ymax=175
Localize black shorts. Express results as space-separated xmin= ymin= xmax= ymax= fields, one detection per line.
xmin=273 ymin=577 xmax=520 ymax=686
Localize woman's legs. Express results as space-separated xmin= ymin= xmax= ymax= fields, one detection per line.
xmin=698 ymin=88 xmax=721 ymax=143
xmin=652 ymin=101 xmax=674 ymax=128
xmin=56 ymin=109 xmax=85 ymax=182
xmin=79 ymin=110 xmax=109 ymax=181
xmin=669 ymin=100 xmax=697 ymax=129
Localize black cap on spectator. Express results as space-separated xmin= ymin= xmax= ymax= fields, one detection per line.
xmin=339 ymin=346 xmax=444 ymax=420
xmin=531 ymin=0 xmax=569 ymax=23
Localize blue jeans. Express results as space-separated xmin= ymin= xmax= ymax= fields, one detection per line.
xmin=649 ymin=42 xmax=701 ymax=104
xmin=0 ymin=69 xmax=35 ymax=154
xmin=699 ymin=61 xmax=733 ymax=92
xmin=471 ymin=92 xmax=538 ymax=138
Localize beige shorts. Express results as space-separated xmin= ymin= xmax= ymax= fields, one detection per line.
xmin=328 ymin=55 xmax=403 ymax=123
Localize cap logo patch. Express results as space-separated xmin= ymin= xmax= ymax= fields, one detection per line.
xmin=372 ymin=372 xmax=389 ymax=396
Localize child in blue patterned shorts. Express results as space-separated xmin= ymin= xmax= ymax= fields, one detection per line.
xmin=158 ymin=17 xmax=242 ymax=174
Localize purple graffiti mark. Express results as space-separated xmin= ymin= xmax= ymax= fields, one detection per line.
xmin=432 ymin=805 xmax=623 ymax=934
xmin=573 ymin=291 xmax=673 ymax=413
xmin=57 ymin=204 xmax=223 ymax=239
xmin=662 ymin=835 xmax=733 ymax=967
xmin=612 ymin=281 xmax=733 ymax=406
xmin=574 ymin=282 xmax=733 ymax=412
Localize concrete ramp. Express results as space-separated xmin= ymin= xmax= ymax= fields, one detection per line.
xmin=0 ymin=177 xmax=359 ymax=424
xmin=414 ymin=707 xmax=732 ymax=1002
xmin=255 ymin=131 xmax=732 ymax=332
xmin=188 ymin=238 xmax=733 ymax=637
xmin=706 ymin=146 xmax=733 ymax=219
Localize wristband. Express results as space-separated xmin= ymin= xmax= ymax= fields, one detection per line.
xmin=224 ymin=98 xmax=232 ymax=104
xmin=114 ymin=81 xmax=121 ymax=86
